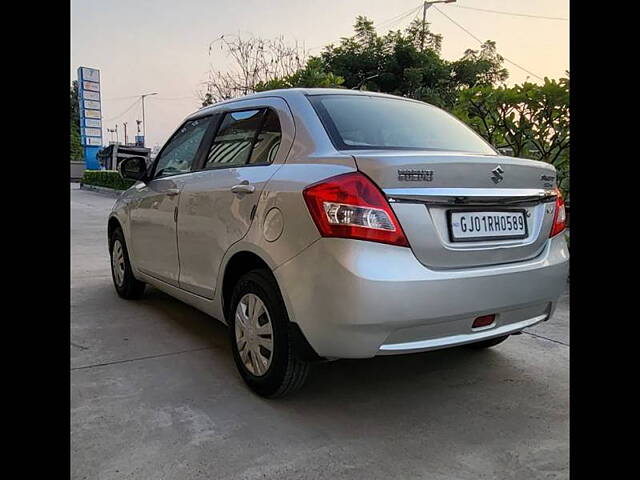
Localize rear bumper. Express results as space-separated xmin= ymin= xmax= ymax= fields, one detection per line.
xmin=274 ymin=234 xmax=569 ymax=359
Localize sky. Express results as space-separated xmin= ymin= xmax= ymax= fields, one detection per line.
xmin=71 ymin=0 xmax=569 ymax=150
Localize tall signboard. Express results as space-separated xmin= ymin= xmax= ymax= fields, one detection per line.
xmin=77 ymin=67 xmax=103 ymax=170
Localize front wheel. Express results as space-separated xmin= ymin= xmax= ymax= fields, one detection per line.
xmin=109 ymin=227 xmax=146 ymax=300
xmin=228 ymin=269 xmax=309 ymax=398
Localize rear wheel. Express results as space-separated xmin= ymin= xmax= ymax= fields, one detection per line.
xmin=465 ymin=335 xmax=509 ymax=349
xmin=109 ymin=227 xmax=146 ymax=299
xmin=228 ymin=269 xmax=309 ymax=398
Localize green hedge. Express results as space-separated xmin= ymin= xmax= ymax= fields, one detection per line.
xmin=81 ymin=170 xmax=135 ymax=191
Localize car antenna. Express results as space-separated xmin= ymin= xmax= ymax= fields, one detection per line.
xmin=353 ymin=74 xmax=380 ymax=90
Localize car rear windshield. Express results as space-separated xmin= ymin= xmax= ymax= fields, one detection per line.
xmin=308 ymin=94 xmax=496 ymax=155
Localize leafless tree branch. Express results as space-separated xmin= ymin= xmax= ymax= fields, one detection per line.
xmin=198 ymin=35 xmax=308 ymax=105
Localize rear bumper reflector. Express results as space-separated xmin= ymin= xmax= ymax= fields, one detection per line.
xmin=472 ymin=314 xmax=496 ymax=329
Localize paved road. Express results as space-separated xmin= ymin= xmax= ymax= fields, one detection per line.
xmin=71 ymin=184 xmax=569 ymax=480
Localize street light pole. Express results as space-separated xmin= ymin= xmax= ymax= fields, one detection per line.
xmin=140 ymin=92 xmax=158 ymax=147
xmin=123 ymin=121 xmax=128 ymax=145
xmin=420 ymin=0 xmax=456 ymax=51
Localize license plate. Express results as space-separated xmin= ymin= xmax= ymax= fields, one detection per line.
xmin=448 ymin=210 xmax=528 ymax=242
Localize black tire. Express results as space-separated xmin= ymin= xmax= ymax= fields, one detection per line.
xmin=228 ymin=269 xmax=309 ymax=398
xmin=465 ymin=335 xmax=509 ymax=349
xmin=109 ymin=227 xmax=146 ymax=300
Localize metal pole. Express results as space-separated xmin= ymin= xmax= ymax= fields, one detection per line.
xmin=140 ymin=92 xmax=158 ymax=147
xmin=420 ymin=1 xmax=456 ymax=52
xmin=421 ymin=2 xmax=427 ymax=52
xmin=123 ymin=122 xmax=128 ymax=145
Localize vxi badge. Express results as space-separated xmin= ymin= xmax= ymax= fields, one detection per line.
xmin=540 ymin=174 xmax=556 ymax=188
xmin=398 ymin=169 xmax=434 ymax=181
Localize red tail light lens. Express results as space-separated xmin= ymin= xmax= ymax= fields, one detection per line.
xmin=549 ymin=189 xmax=567 ymax=238
xmin=302 ymin=172 xmax=410 ymax=247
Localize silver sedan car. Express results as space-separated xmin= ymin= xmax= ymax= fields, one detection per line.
xmin=108 ymin=89 xmax=569 ymax=397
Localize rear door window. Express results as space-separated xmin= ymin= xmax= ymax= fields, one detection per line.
xmin=248 ymin=109 xmax=281 ymax=164
xmin=204 ymin=108 xmax=282 ymax=169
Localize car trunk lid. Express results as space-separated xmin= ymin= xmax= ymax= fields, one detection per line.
xmin=352 ymin=150 xmax=559 ymax=269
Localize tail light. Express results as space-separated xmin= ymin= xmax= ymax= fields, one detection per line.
xmin=549 ymin=188 xmax=567 ymax=237
xmin=302 ymin=172 xmax=410 ymax=247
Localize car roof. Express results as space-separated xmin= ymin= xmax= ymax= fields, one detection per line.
xmin=188 ymin=88 xmax=417 ymax=119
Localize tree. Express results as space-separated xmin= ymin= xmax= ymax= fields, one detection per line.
xmin=404 ymin=17 xmax=443 ymax=53
xmin=318 ymin=16 xmax=388 ymax=92
xmin=70 ymin=81 xmax=83 ymax=162
xmin=255 ymin=58 xmax=344 ymax=92
xmin=199 ymin=35 xmax=309 ymax=106
xmin=450 ymin=40 xmax=509 ymax=89
xmin=289 ymin=16 xmax=505 ymax=110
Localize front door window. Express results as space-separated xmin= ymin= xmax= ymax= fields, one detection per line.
xmin=154 ymin=117 xmax=213 ymax=178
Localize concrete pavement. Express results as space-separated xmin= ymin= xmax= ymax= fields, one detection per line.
xmin=71 ymin=184 xmax=569 ymax=480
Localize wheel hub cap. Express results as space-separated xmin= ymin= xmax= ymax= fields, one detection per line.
xmin=111 ymin=240 xmax=125 ymax=287
xmin=235 ymin=293 xmax=274 ymax=376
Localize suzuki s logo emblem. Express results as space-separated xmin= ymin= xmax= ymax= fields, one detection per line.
xmin=491 ymin=165 xmax=505 ymax=184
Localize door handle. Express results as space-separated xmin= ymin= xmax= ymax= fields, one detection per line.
xmin=165 ymin=188 xmax=180 ymax=196
xmin=230 ymin=184 xmax=255 ymax=195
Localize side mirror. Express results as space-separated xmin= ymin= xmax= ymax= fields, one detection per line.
xmin=118 ymin=156 xmax=148 ymax=182
xmin=497 ymin=146 xmax=514 ymax=156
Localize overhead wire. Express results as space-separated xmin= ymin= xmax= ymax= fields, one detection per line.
xmin=378 ymin=3 xmax=423 ymax=30
xmin=433 ymin=5 xmax=544 ymax=81
xmin=103 ymin=98 xmax=140 ymax=122
xmin=449 ymin=4 xmax=568 ymax=21
xmin=152 ymin=96 xmax=199 ymax=101
xmin=307 ymin=2 xmax=423 ymax=51
xmin=102 ymin=95 xmax=139 ymax=102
